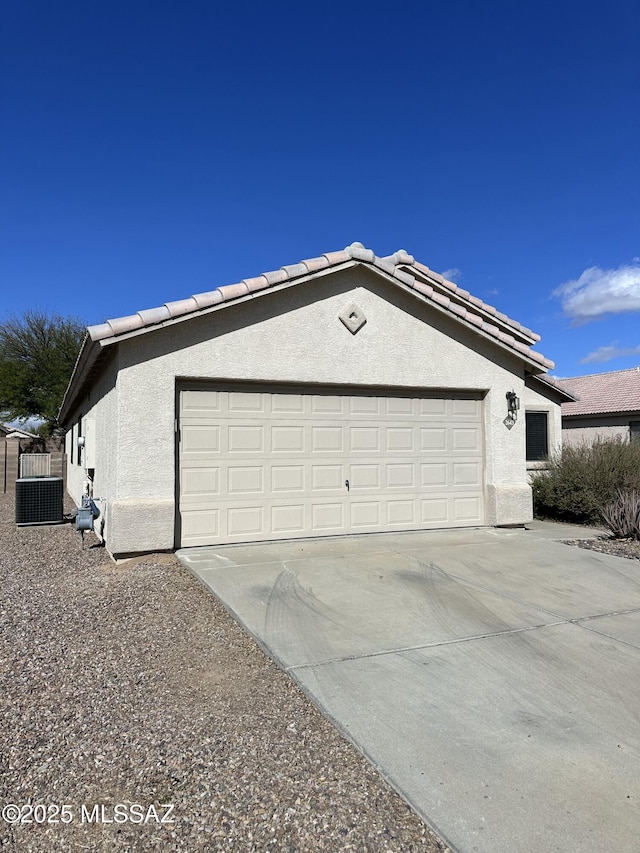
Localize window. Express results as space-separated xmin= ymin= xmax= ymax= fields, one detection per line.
xmin=631 ymin=421 xmax=640 ymax=445
xmin=526 ymin=412 xmax=548 ymax=461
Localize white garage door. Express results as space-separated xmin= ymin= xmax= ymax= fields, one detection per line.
xmin=178 ymin=386 xmax=485 ymax=547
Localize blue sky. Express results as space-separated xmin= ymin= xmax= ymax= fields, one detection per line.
xmin=2 ymin=0 xmax=639 ymax=379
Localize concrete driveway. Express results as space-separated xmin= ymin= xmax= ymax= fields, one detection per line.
xmin=177 ymin=522 xmax=640 ymax=853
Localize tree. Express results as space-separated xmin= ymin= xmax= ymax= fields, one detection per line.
xmin=0 ymin=310 xmax=86 ymax=435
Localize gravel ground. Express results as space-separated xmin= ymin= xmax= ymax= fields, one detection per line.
xmin=0 ymin=493 xmax=448 ymax=853
xmin=563 ymin=535 xmax=640 ymax=561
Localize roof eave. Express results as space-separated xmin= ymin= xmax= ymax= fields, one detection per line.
xmin=58 ymin=334 xmax=104 ymax=426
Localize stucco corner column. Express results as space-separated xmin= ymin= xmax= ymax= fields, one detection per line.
xmin=106 ymin=498 xmax=175 ymax=557
xmin=485 ymin=483 xmax=533 ymax=527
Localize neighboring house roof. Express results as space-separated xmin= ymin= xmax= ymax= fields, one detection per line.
xmin=0 ymin=423 xmax=38 ymax=439
xmin=561 ymin=367 xmax=640 ymax=417
xmin=59 ymin=242 xmax=555 ymax=423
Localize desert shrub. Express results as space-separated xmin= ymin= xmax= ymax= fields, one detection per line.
xmin=600 ymin=489 xmax=640 ymax=539
xmin=531 ymin=438 xmax=640 ymax=525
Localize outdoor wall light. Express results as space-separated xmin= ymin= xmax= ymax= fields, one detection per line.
xmin=504 ymin=390 xmax=520 ymax=429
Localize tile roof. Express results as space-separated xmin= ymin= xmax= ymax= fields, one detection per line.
xmin=561 ymin=367 xmax=640 ymax=416
xmin=527 ymin=374 xmax=578 ymax=402
xmin=86 ymin=241 xmax=553 ymax=370
xmin=60 ymin=242 xmax=558 ymax=424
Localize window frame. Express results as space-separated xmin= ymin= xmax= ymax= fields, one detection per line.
xmin=525 ymin=410 xmax=549 ymax=462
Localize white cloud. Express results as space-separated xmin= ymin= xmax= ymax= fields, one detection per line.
xmin=553 ymin=262 xmax=640 ymax=324
xmin=441 ymin=268 xmax=462 ymax=283
xmin=580 ymin=343 xmax=640 ymax=364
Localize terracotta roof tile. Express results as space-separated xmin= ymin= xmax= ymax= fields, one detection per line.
xmin=137 ymin=306 xmax=171 ymax=325
xmin=107 ymin=315 xmax=144 ymax=336
xmin=165 ymin=297 xmax=200 ymax=316
xmin=348 ymin=245 xmax=376 ymax=263
xmin=432 ymin=292 xmax=451 ymax=309
xmin=190 ymin=291 xmax=223 ymax=310
xmin=392 ymin=268 xmax=415 ymax=287
xmin=281 ymin=263 xmax=309 ymax=278
xmin=262 ymin=269 xmax=289 ymax=286
xmin=561 ymin=368 xmax=640 ymax=416
xmin=413 ymin=280 xmax=434 ymax=298
xmin=218 ymin=282 xmax=249 ymax=301
xmin=242 ymin=275 xmax=270 ymax=293
xmin=88 ymin=322 xmax=113 ymax=341
xmin=371 ymin=257 xmax=396 ymax=276
xmin=322 ymin=250 xmax=351 ymax=265
xmin=301 ymin=256 xmax=330 ymax=274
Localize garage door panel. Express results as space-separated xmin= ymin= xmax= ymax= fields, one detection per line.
xmin=181 ymin=467 xmax=220 ymax=498
xmin=272 ymin=465 xmax=305 ymax=492
xmin=453 ymin=462 xmax=482 ymax=486
xmin=350 ymin=427 xmax=380 ymax=452
xmin=228 ymin=466 xmax=263 ymax=495
xmin=312 ymin=502 xmax=346 ymax=531
xmin=420 ymin=428 xmax=447 ymax=452
xmin=350 ymin=397 xmax=381 ymax=416
xmin=421 ymin=498 xmax=449 ymax=524
xmin=181 ymin=424 xmax=220 ymax=453
xmin=227 ymin=506 xmax=264 ymax=536
xmin=385 ymin=397 xmax=414 ymax=416
xmin=271 ymin=505 xmax=305 ymax=534
xmin=271 ymin=425 xmax=304 ymax=453
xmin=453 ymin=496 xmax=483 ymax=522
xmin=181 ymin=390 xmax=221 ymax=415
xmin=182 ymin=508 xmax=220 ymax=541
xmin=386 ymin=427 xmax=414 ymax=452
xmin=387 ymin=500 xmax=416 ymax=525
xmin=452 ymin=398 xmax=481 ymax=417
xmin=351 ymin=501 xmax=380 ymax=528
xmin=228 ymin=391 xmax=265 ymax=412
xmin=311 ymin=395 xmax=344 ymax=415
xmin=312 ymin=464 xmax=344 ymax=491
xmin=387 ymin=463 xmax=415 ymax=489
xmin=228 ymin=425 xmax=264 ymax=453
xmin=421 ymin=463 xmax=447 ymax=487
xmin=452 ymin=427 xmax=481 ymax=452
xmin=312 ymin=426 xmax=343 ymax=452
xmin=179 ymin=387 xmax=484 ymax=546
xmin=420 ymin=399 xmax=446 ymax=415
xmin=271 ymin=393 xmax=305 ymax=414
xmin=350 ymin=464 xmax=380 ymax=489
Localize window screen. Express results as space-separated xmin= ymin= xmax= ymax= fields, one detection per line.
xmin=526 ymin=412 xmax=548 ymax=461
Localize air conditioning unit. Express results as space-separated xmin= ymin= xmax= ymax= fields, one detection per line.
xmin=15 ymin=477 xmax=64 ymax=526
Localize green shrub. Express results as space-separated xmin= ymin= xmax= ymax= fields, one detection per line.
xmin=531 ymin=438 xmax=640 ymax=525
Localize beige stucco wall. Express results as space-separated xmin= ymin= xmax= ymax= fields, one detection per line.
xmin=562 ymin=415 xmax=637 ymax=447
xmin=65 ymin=351 xmax=119 ymax=542
xmin=68 ymin=266 xmax=559 ymax=555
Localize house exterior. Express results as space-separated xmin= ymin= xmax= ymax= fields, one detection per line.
xmin=561 ymin=367 xmax=640 ymax=446
xmin=59 ymin=242 xmax=570 ymax=558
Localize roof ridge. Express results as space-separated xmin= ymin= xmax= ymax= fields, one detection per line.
xmin=86 ymin=241 xmax=553 ymax=371
xmin=562 ymin=366 xmax=640 ymax=381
